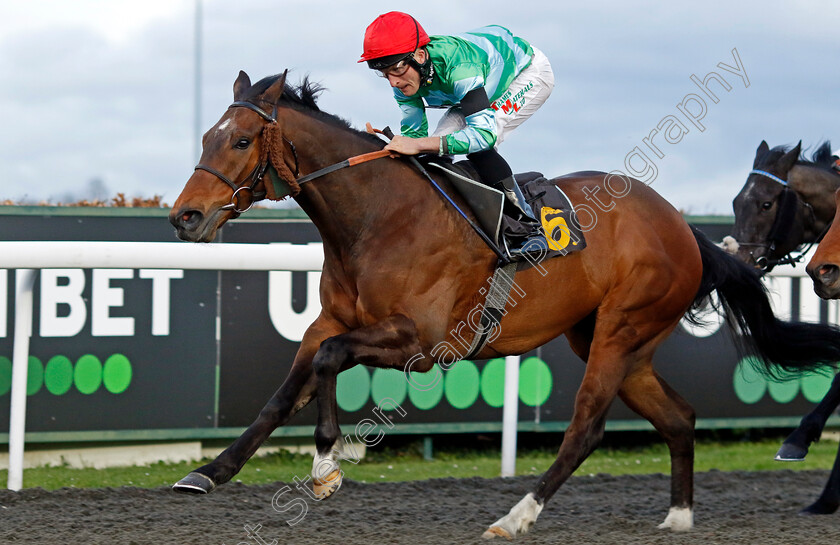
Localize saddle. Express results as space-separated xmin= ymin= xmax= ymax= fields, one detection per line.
xmin=421 ymin=156 xmax=587 ymax=267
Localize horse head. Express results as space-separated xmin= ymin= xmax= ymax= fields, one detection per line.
xmin=807 ymin=188 xmax=840 ymax=299
xmin=170 ymin=70 xmax=299 ymax=242
xmin=730 ymin=140 xmax=806 ymax=270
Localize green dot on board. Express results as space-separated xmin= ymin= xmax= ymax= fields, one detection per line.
xmin=103 ymin=354 xmax=133 ymax=394
xmin=26 ymin=356 xmax=44 ymax=396
xmin=74 ymin=354 xmax=102 ymax=395
xmin=480 ymin=358 xmax=506 ymax=408
xmin=370 ymin=368 xmax=407 ymax=408
xmin=0 ymin=356 xmax=12 ymax=397
xmin=444 ymin=360 xmax=480 ymax=409
xmin=407 ymin=364 xmax=444 ymax=410
xmin=45 ymin=355 xmax=74 ymax=395
xmin=767 ymin=378 xmax=799 ymax=404
xmin=733 ymin=357 xmax=766 ymax=404
xmin=519 ymin=357 xmax=552 ymax=407
xmin=801 ymin=371 xmax=835 ymax=404
xmin=336 ymin=365 xmax=370 ymax=412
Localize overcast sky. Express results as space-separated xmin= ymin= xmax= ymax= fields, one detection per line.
xmin=2 ymin=1 xmax=839 ymax=213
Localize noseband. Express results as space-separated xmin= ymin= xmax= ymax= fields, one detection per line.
xmin=194 ymin=101 xmax=298 ymax=213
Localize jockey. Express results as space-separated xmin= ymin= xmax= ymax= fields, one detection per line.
xmin=359 ymin=11 xmax=555 ymax=259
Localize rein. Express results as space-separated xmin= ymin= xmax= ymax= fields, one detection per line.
xmin=196 ymin=102 xmax=509 ymax=262
xmin=754 ymin=221 xmax=832 ymax=271
xmin=194 ymin=100 xmax=389 ymax=213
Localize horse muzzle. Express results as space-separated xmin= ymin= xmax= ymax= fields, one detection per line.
xmin=807 ymin=261 xmax=840 ymax=299
xmin=169 ymin=206 xmax=230 ymax=243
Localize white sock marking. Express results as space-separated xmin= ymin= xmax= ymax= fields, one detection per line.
xmin=657 ymin=506 xmax=693 ymax=531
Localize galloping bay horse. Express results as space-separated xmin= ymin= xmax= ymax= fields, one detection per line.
xmin=729 ymin=140 xmax=840 ymax=515
xmin=168 ymin=71 xmax=840 ymax=538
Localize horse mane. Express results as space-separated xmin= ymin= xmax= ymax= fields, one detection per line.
xmin=243 ymin=73 xmax=385 ymax=147
xmin=765 ymin=140 xmax=835 ymax=171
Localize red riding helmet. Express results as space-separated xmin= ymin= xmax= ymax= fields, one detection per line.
xmin=358 ymin=11 xmax=431 ymax=69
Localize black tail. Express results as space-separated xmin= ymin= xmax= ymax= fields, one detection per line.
xmin=690 ymin=227 xmax=840 ymax=378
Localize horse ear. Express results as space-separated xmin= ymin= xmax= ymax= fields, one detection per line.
xmin=233 ymin=71 xmax=251 ymax=101
xmin=753 ymin=140 xmax=770 ymax=167
xmin=777 ymin=141 xmax=802 ymax=174
xmin=263 ymin=69 xmax=288 ymax=104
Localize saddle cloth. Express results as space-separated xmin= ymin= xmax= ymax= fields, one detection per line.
xmin=425 ymin=159 xmax=586 ymax=267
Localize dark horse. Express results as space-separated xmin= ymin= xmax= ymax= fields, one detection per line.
xmin=728 ymin=140 xmax=839 ymax=271
xmin=168 ymin=71 xmax=840 ymax=538
xmin=729 ymin=140 xmax=840 ymax=515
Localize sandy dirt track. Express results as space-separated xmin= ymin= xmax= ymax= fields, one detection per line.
xmin=1 ymin=470 xmax=839 ymax=544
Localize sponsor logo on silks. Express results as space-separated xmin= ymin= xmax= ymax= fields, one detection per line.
xmin=540 ymin=206 xmax=577 ymax=251
xmin=491 ymin=81 xmax=535 ymax=115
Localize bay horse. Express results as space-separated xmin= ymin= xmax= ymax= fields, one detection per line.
xmin=728 ymin=140 xmax=839 ymax=272
xmin=790 ymin=187 xmax=840 ymax=516
xmin=168 ymin=71 xmax=840 ymax=538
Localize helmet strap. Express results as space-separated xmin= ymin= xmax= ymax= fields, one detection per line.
xmin=406 ymin=48 xmax=435 ymax=87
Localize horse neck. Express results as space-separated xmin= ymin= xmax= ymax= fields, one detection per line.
xmin=282 ymin=110 xmax=462 ymax=255
xmin=789 ymin=164 xmax=840 ymax=236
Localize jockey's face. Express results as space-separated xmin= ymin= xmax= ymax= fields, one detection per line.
xmin=384 ymin=48 xmax=426 ymax=97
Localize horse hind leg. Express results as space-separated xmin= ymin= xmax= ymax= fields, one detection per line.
xmin=800 ymin=440 xmax=840 ymax=515
xmin=483 ymin=341 xmax=627 ymax=539
xmin=618 ymin=362 xmax=696 ymax=531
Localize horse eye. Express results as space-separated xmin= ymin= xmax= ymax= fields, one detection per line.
xmin=761 ymin=201 xmax=772 ymax=211
xmin=234 ymin=138 xmax=251 ymax=150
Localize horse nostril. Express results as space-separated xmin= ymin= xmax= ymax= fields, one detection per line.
xmin=172 ymin=209 xmax=203 ymax=230
xmin=815 ymin=263 xmax=840 ymax=286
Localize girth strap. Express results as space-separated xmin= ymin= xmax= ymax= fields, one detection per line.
xmin=462 ymin=261 xmax=519 ymax=360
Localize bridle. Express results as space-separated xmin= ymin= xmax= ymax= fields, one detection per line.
xmin=194 ymin=101 xmax=298 ymax=213
xmin=739 ymin=169 xmax=821 ymax=271
xmin=192 ymin=101 xmax=511 ymax=262
xmin=193 ymin=100 xmax=389 ymax=213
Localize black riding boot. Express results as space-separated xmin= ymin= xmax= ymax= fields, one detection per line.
xmin=493 ymin=175 xmax=549 ymax=259
xmin=495 ymin=175 xmax=536 ymax=221
xmin=466 ymin=149 xmax=547 ymax=259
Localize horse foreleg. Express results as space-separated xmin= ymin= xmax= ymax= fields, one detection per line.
xmin=173 ymin=364 xmax=316 ymax=494
xmin=618 ymin=363 xmax=695 ymax=531
xmin=777 ymin=373 xmax=840 ymax=461
xmin=310 ymin=314 xmax=422 ymax=499
xmin=173 ymin=319 xmax=344 ymax=494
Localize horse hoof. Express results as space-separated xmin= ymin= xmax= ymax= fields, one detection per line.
xmin=482 ymin=494 xmax=542 ymax=539
xmin=481 ymin=526 xmax=513 ymax=540
xmin=799 ymin=500 xmax=839 ymax=515
xmin=657 ymin=506 xmax=694 ymax=532
xmin=774 ymin=442 xmax=808 ymax=462
xmin=312 ymin=469 xmax=342 ymax=500
xmin=172 ymin=472 xmax=216 ymax=494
